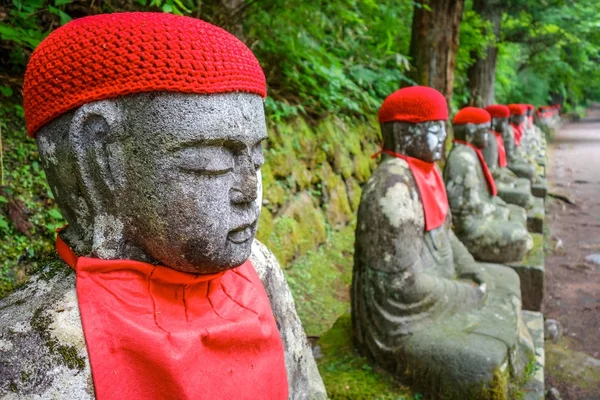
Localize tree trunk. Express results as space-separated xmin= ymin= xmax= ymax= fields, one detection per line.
xmin=408 ymin=0 xmax=465 ymax=105
xmin=466 ymin=0 xmax=503 ymax=107
xmin=221 ymin=0 xmax=245 ymax=40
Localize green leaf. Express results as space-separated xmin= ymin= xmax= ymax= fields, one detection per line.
xmin=47 ymin=208 xmax=63 ymax=220
xmin=54 ymin=0 xmax=73 ymax=5
xmin=0 ymin=86 xmax=13 ymax=97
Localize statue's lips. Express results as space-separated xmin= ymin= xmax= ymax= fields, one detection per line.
xmin=228 ymin=220 xmax=257 ymax=244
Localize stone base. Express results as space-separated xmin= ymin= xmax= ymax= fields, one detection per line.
xmin=527 ymin=197 xmax=545 ymax=234
xmin=522 ymin=311 xmax=545 ymax=400
xmin=508 ymin=233 xmax=545 ymax=311
xmin=531 ymin=179 xmax=547 ymax=198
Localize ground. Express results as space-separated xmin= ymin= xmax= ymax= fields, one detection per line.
xmin=544 ymin=104 xmax=600 ymax=399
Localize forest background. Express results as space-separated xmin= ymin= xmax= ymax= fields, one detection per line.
xmin=0 ymin=0 xmax=599 ymax=345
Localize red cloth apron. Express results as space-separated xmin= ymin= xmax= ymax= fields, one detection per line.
xmin=493 ymin=131 xmax=508 ymax=168
xmin=510 ymin=122 xmax=524 ymax=146
xmin=56 ymin=234 xmax=288 ymax=400
xmin=374 ymin=149 xmax=448 ymax=231
xmin=452 ymin=140 xmax=498 ymax=196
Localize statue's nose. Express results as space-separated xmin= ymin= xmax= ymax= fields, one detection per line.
xmin=230 ymin=153 xmax=258 ymax=204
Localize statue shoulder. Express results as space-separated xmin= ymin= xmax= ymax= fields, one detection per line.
xmin=249 ymin=240 xmax=328 ymax=400
xmin=445 ymin=145 xmax=479 ymax=179
xmin=359 ymin=157 xmax=424 ymax=232
xmin=0 ymin=260 xmax=93 ymax=399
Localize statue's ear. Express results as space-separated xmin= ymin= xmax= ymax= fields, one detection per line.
xmin=464 ymin=123 xmax=476 ymax=140
xmin=68 ymin=100 xmax=125 ymax=214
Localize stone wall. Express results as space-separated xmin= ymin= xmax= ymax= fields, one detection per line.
xmin=257 ymin=116 xmax=380 ymax=335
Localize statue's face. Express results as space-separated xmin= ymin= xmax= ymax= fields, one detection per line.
xmin=117 ymin=93 xmax=266 ymax=274
xmin=510 ymin=114 xmax=525 ymax=125
xmin=469 ymin=124 xmax=490 ymax=149
xmin=405 ymin=121 xmax=447 ymax=162
xmin=491 ymin=117 xmax=508 ymax=133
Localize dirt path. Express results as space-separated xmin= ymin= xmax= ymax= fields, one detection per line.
xmin=544 ymin=104 xmax=600 ymax=399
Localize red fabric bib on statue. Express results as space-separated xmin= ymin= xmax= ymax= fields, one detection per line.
xmin=493 ymin=131 xmax=508 ymax=168
xmin=510 ymin=122 xmax=524 ymax=146
xmin=452 ymin=140 xmax=498 ymax=196
xmin=379 ymin=149 xmax=448 ymax=231
xmin=56 ymin=235 xmax=288 ymax=400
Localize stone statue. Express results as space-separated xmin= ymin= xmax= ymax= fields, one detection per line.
xmin=505 ymin=104 xmax=539 ymax=180
xmin=482 ymin=105 xmax=533 ymax=209
xmin=0 ymin=13 xmax=326 ymax=400
xmin=352 ymin=87 xmax=535 ymax=399
xmin=444 ymin=107 xmax=532 ymax=263
xmin=522 ymin=104 xmax=547 ymax=167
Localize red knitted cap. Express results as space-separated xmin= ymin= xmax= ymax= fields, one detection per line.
xmin=485 ymin=104 xmax=510 ymax=118
xmin=452 ymin=107 xmax=491 ymax=125
xmin=23 ymin=12 xmax=266 ymax=137
xmin=525 ymin=104 xmax=534 ymax=110
xmin=508 ymin=104 xmax=527 ymax=116
xmin=378 ymin=86 xmax=448 ymax=124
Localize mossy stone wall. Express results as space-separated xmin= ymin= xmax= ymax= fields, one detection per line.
xmin=257 ymin=116 xmax=380 ymax=335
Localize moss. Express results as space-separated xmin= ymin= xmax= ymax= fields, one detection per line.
xmin=30 ymin=306 xmax=86 ymax=372
xmin=522 ymin=233 xmax=544 ymax=267
xmin=316 ymin=162 xmax=352 ymax=228
xmin=546 ymin=337 xmax=600 ymax=391
xmin=284 ymin=224 xmax=355 ymax=336
xmin=20 ymin=370 xmax=31 ymax=383
xmin=268 ymin=216 xmax=299 ymax=267
xmin=316 ymin=313 xmax=415 ymax=400
xmin=354 ymin=154 xmax=373 ymax=183
xmin=57 ymin=344 xmax=86 ymax=370
xmin=486 ymin=366 xmax=510 ymax=400
xmin=256 ymin=207 xmax=275 ymax=245
xmin=345 ymin=177 xmax=363 ymax=212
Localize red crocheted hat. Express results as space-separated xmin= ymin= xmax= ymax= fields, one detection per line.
xmin=452 ymin=107 xmax=491 ymax=125
xmin=485 ymin=104 xmax=510 ymax=118
xmin=23 ymin=12 xmax=266 ymax=137
xmin=525 ymin=104 xmax=534 ymax=110
xmin=508 ymin=104 xmax=527 ymax=116
xmin=378 ymin=86 xmax=448 ymax=124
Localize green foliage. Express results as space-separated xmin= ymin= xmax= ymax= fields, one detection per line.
xmin=0 ymin=99 xmax=65 ymax=297
xmin=494 ymin=0 xmax=600 ymax=108
xmin=453 ymin=5 xmax=495 ymax=110
xmin=246 ymin=0 xmax=415 ymax=119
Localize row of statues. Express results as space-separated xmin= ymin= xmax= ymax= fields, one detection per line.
xmin=0 ymin=12 xmax=554 ymax=400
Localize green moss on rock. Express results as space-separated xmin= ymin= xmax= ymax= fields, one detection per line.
xmin=31 ymin=306 xmax=86 ymax=372
xmin=317 ymin=313 xmax=414 ymax=400
xmin=284 ymin=224 xmax=355 ymax=336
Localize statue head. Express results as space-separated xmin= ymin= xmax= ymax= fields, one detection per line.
xmin=451 ymin=107 xmax=491 ymax=150
xmin=485 ymin=104 xmax=510 ymax=133
xmin=508 ymin=104 xmax=527 ymax=125
xmin=23 ymin=13 xmax=267 ymax=274
xmin=378 ymin=86 xmax=448 ymax=163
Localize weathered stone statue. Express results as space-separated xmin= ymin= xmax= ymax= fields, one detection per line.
xmin=508 ymin=104 xmax=547 ymax=197
xmin=522 ymin=104 xmax=547 ymax=168
xmin=0 ymin=13 xmax=326 ymax=400
xmin=444 ymin=107 xmax=532 ymax=263
xmin=506 ymin=104 xmax=537 ymax=178
xmin=352 ymin=87 xmax=536 ymax=399
xmin=483 ymin=104 xmax=533 ymax=209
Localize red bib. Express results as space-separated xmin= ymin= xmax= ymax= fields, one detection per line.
xmin=377 ymin=149 xmax=448 ymax=231
xmin=56 ymin=234 xmax=288 ymax=400
xmin=510 ymin=122 xmax=524 ymax=146
xmin=453 ymin=140 xmax=498 ymax=196
xmin=493 ymin=131 xmax=508 ymax=168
